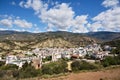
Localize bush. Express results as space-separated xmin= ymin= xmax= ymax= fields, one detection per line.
xmin=12 ymin=70 xmax=19 ymax=78
xmin=18 ymin=62 xmax=41 ymax=78
xmin=20 ymin=66 xmax=39 ymax=78
xmin=71 ymin=60 xmax=98 ymax=71
xmin=102 ymin=56 xmax=120 ymax=67
xmin=42 ymin=65 xmax=53 ymax=75
xmin=0 ymin=61 xmax=5 ymax=66
xmin=102 ymin=56 xmax=114 ymax=67
xmin=79 ymin=61 xmax=98 ymax=70
xmin=71 ymin=61 xmax=81 ymax=71
xmin=0 ymin=70 xmax=6 ymax=77
xmin=21 ymin=62 xmax=29 ymax=70
xmin=42 ymin=60 xmax=67 ymax=75
xmin=0 ymin=64 xmax=18 ymax=70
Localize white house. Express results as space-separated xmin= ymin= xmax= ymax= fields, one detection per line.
xmin=61 ymin=51 xmax=71 ymax=59
xmin=5 ymin=55 xmax=26 ymax=68
xmin=91 ymin=51 xmax=109 ymax=60
xmin=6 ymin=55 xmax=18 ymax=64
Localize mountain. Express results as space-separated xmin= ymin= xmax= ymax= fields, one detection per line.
xmin=0 ymin=30 xmax=31 ymax=35
xmin=102 ymin=39 xmax=120 ymax=48
xmin=0 ymin=30 xmax=120 ymax=42
xmin=0 ymin=30 xmax=120 ymax=52
xmin=85 ymin=31 xmax=120 ymax=42
xmin=0 ymin=30 xmax=35 ymax=41
xmin=0 ymin=31 xmax=97 ymax=52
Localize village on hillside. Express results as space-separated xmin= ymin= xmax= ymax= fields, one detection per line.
xmin=0 ymin=43 xmax=115 ymax=70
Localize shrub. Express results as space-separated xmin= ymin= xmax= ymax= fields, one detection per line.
xmin=71 ymin=61 xmax=81 ymax=71
xmin=102 ymin=56 xmax=120 ymax=67
xmin=0 ymin=64 xmax=18 ymax=70
xmin=18 ymin=62 xmax=41 ymax=78
xmin=0 ymin=61 xmax=5 ymax=66
xmin=0 ymin=70 xmax=6 ymax=77
xmin=42 ymin=65 xmax=53 ymax=75
xmin=79 ymin=61 xmax=98 ymax=70
xmin=12 ymin=70 xmax=19 ymax=78
xmin=102 ymin=57 xmax=113 ymax=67
xmin=20 ymin=66 xmax=38 ymax=78
xmin=42 ymin=60 xmax=67 ymax=75
xmin=71 ymin=60 xmax=98 ymax=71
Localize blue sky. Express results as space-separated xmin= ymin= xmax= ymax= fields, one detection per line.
xmin=0 ymin=0 xmax=120 ymax=33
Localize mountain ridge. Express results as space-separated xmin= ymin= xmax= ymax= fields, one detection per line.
xmin=0 ymin=30 xmax=120 ymax=53
xmin=0 ymin=30 xmax=120 ymax=41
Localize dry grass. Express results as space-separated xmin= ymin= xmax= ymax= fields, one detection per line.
xmin=39 ymin=66 xmax=120 ymax=80
xmin=17 ymin=66 xmax=120 ymax=80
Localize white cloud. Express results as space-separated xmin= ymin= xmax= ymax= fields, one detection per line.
xmin=102 ymin=0 xmax=119 ymax=8
xmin=0 ymin=19 xmax=12 ymax=27
xmin=40 ymin=3 xmax=75 ymax=31
xmin=89 ymin=0 xmax=120 ymax=32
xmin=14 ymin=19 xmax=32 ymax=28
xmin=0 ymin=15 xmax=33 ymax=28
xmin=19 ymin=0 xmax=47 ymax=14
xmin=19 ymin=1 xmax=24 ymax=7
xmin=0 ymin=28 xmax=7 ymax=30
xmin=91 ymin=5 xmax=120 ymax=32
xmin=19 ymin=0 xmax=120 ymax=32
xmin=19 ymin=0 xmax=89 ymax=32
xmin=72 ymin=15 xmax=88 ymax=33
xmin=20 ymin=0 xmax=120 ymax=33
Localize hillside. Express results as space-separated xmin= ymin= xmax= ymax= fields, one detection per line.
xmin=0 ymin=30 xmax=120 ymax=52
xmin=85 ymin=31 xmax=120 ymax=42
xmin=102 ymin=40 xmax=120 ymax=48
xmin=0 ymin=31 xmax=97 ymax=53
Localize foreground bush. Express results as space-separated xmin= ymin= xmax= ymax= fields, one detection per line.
xmin=102 ymin=56 xmax=120 ymax=67
xmin=0 ymin=64 xmax=18 ymax=70
xmin=42 ymin=60 xmax=67 ymax=75
xmin=71 ymin=60 xmax=81 ymax=71
xmin=14 ymin=62 xmax=41 ymax=78
xmin=71 ymin=60 xmax=98 ymax=71
xmin=0 ymin=61 xmax=5 ymax=66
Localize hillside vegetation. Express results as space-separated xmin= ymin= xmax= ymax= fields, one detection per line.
xmin=0 ymin=30 xmax=120 ymax=53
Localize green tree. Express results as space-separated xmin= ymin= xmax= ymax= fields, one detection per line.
xmin=12 ymin=70 xmax=19 ymax=78
xmin=101 ymin=56 xmax=120 ymax=67
xmin=42 ymin=65 xmax=53 ymax=75
xmin=79 ymin=61 xmax=98 ymax=70
xmin=42 ymin=60 xmax=67 ymax=75
xmin=19 ymin=62 xmax=41 ymax=78
xmin=71 ymin=60 xmax=98 ymax=71
xmin=0 ymin=64 xmax=18 ymax=70
xmin=71 ymin=61 xmax=81 ymax=71
xmin=0 ymin=61 xmax=5 ymax=66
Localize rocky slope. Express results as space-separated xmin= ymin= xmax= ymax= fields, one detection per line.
xmin=0 ymin=31 xmax=97 ymax=53
xmin=1 ymin=30 xmax=120 ymax=54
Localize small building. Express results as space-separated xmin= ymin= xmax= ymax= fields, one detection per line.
xmin=6 ymin=55 xmax=27 ymax=68
xmin=32 ymin=58 xmax=42 ymax=69
xmin=61 ymin=51 xmax=71 ymax=59
xmin=91 ymin=51 xmax=109 ymax=60
xmin=6 ymin=55 xmax=18 ymax=64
